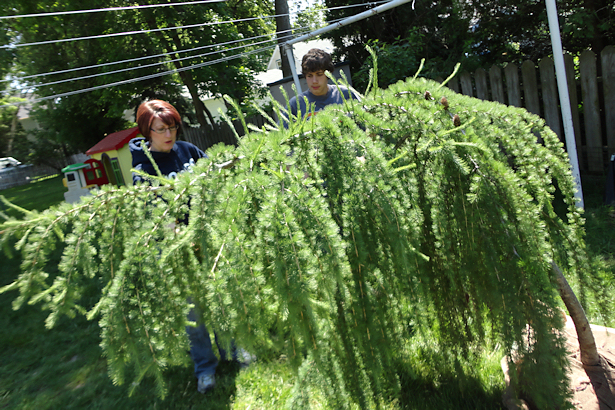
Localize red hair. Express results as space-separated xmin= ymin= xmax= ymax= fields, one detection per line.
xmin=136 ymin=100 xmax=181 ymax=140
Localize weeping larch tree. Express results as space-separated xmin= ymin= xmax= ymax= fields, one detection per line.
xmin=1 ymin=57 xmax=612 ymax=408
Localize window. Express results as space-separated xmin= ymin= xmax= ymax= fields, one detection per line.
xmin=111 ymin=159 xmax=125 ymax=186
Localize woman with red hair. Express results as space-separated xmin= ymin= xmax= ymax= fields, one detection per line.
xmin=130 ymin=99 xmax=206 ymax=183
xmin=129 ymin=100 xmax=233 ymax=394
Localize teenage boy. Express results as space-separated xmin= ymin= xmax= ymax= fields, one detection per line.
xmin=288 ymin=48 xmax=359 ymax=118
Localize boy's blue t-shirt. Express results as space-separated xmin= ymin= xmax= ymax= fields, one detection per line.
xmin=289 ymin=84 xmax=359 ymax=118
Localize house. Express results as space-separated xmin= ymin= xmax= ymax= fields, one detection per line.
xmin=85 ymin=127 xmax=140 ymax=187
xmin=59 ymin=127 xmax=139 ymax=203
xmin=61 ymin=162 xmax=95 ymax=204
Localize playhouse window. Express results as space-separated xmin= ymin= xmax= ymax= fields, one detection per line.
xmin=111 ymin=159 xmax=125 ymax=186
xmin=84 ymin=163 xmax=103 ymax=185
xmin=67 ymin=173 xmax=76 ymax=182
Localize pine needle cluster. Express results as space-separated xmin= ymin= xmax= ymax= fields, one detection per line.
xmin=1 ymin=61 xmax=610 ymax=407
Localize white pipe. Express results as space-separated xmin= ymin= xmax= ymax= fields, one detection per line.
xmin=283 ymin=0 xmax=414 ymax=96
xmin=283 ymin=43 xmax=302 ymax=94
xmin=545 ymin=0 xmax=584 ymax=208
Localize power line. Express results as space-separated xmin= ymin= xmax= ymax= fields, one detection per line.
xmin=1 ymin=16 xmax=335 ymax=104
xmin=1 ymin=14 xmax=279 ymax=49
xmin=1 ymin=43 xmax=279 ymax=108
xmin=1 ymin=2 xmax=388 ymax=49
xmin=0 ymin=21 xmax=331 ymax=94
xmin=1 ymin=26 xmax=302 ymax=84
xmin=1 ymin=7 xmax=354 ymax=85
xmin=0 ymin=0 xmax=227 ymax=20
xmin=10 ymin=33 xmax=291 ymax=90
xmin=0 ymin=2 xmax=389 ymax=106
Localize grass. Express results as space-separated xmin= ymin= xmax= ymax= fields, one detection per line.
xmin=1 ymin=172 xmax=613 ymax=409
xmin=0 ymin=174 xmax=65 ymax=219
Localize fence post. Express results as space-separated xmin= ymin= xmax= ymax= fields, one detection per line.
xmin=539 ymin=57 xmax=563 ymax=140
xmin=521 ymin=60 xmax=541 ymax=118
xmin=504 ymin=63 xmax=522 ymax=107
xmin=564 ymin=53 xmax=583 ymax=167
xmin=448 ymin=77 xmax=460 ymax=93
xmin=602 ymin=46 xmax=615 ymax=155
xmin=460 ymin=71 xmax=473 ymax=97
xmin=580 ymin=50 xmax=604 ymax=172
xmin=475 ymin=68 xmax=489 ymax=100
xmin=489 ymin=65 xmax=506 ymax=104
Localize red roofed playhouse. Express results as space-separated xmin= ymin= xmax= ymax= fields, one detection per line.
xmin=61 ymin=127 xmax=140 ymax=203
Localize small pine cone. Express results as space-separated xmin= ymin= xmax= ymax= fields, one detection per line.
xmin=440 ymin=96 xmax=449 ymax=109
xmin=453 ymin=114 xmax=461 ymax=127
xmin=424 ymin=91 xmax=432 ymax=100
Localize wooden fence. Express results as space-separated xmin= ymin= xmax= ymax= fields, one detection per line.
xmin=180 ymin=113 xmax=268 ymax=152
xmin=444 ymin=45 xmax=615 ymax=173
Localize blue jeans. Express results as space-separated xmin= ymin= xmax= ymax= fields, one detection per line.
xmin=186 ymin=305 xmax=234 ymax=377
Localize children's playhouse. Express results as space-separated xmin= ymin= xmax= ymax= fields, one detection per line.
xmin=61 ymin=127 xmax=140 ymax=203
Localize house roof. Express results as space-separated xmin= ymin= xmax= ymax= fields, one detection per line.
xmin=62 ymin=163 xmax=89 ymax=173
xmin=86 ymin=127 xmax=140 ymax=156
xmin=266 ymin=39 xmax=334 ymax=71
xmin=266 ymin=61 xmax=350 ymax=87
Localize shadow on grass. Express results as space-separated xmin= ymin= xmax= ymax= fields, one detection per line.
xmin=390 ymin=342 xmax=506 ymax=410
xmin=398 ymin=369 xmax=504 ymax=410
xmin=0 ymin=240 xmax=508 ymax=410
xmin=0 ymin=244 xmax=240 ymax=410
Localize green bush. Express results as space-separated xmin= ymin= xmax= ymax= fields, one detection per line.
xmin=2 ymin=62 xmax=610 ymax=408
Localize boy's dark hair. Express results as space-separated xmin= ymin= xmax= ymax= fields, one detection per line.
xmin=301 ymin=48 xmax=334 ymax=75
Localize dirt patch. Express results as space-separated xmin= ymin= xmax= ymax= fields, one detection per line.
xmin=502 ymin=316 xmax=615 ymax=410
xmin=564 ymin=316 xmax=615 ymax=410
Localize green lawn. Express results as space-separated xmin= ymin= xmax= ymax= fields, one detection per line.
xmin=1 ymin=173 xmax=613 ymax=409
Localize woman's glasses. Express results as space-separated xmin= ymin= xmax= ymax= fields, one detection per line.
xmin=150 ymin=125 xmax=178 ymax=134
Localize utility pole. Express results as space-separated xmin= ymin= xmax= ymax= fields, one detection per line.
xmin=275 ymin=0 xmax=293 ymax=78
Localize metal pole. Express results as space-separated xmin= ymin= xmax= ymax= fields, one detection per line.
xmin=545 ymin=0 xmax=584 ymax=208
xmin=283 ymin=0 xmax=414 ymax=97
xmin=283 ymin=43 xmax=302 ymax=94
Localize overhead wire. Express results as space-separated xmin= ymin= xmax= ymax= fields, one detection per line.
xmin=0 ymin=1 xmax=390 ymax=107
xmin=0 ymin=2 xmax=380 ymax=84
xmin=0 ymin=19 xmax=340 ymax=96
xmin=0 ymin=0 xmax=228 ymax=20
xmin=0 ymin=0 xmax=387 ymax=20
xmin=6 ymin=43 xmax=280 ymax=107
xmin=0 ymin=25 xmax=308 ymax=84
xmin=0 ymin=19 xmax=322 ymax=105
xmin=1 ymin=14 xmax=285 ymax=49
xmin=1 ymin=1 xmax=388 ymax=49
xmin=1 ymin=27 xmax=308 ymax=89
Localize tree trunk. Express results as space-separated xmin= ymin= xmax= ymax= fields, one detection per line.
xmin=141 ymin=13 xmax=215 ymax=128
xmin=7 ymin=103 xmax=19 ymax=155
xmin=166 ymin=31 xmax=216 ymax=127
xmin=275 ymin=0 xmax=293 ymax=78
xmin=551 ymin=261 xmax=600 ymax=366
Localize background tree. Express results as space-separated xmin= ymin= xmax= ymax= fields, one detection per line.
xmin=323 ymin=0 xmax=474 ymax=85
xmin=2 ymin=0 xmax=273 ymax=156
xmin=0 ymin=96 xmax=27 ymax=161
xmin=324 ymin=0 xmax=615 ymax=88
xmin=469 ymin=0 xmax=615 ymax=66
xmin=291 ymin=0 xmax=326 ymax=34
